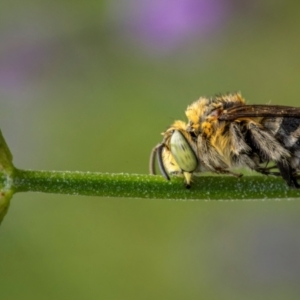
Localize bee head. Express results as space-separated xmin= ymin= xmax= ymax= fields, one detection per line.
xmin=150 ymin=121 xmax=199 ymax=188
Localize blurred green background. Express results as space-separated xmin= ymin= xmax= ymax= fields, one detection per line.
xmin=1 ymin=0 xmax=300 ymax=299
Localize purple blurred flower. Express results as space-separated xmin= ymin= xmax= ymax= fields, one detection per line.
xmin=0 ymin=24 xmax=58 ymax=99
xmin=109 ymin=0 xmax=230 ymax=53
xmin=1 ymin=42 xmax=39 ymax=92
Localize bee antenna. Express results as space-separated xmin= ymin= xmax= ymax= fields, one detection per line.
xmin=149 ymin=144 xmax=159 ymax=175
xmin=149 ymin=143 xmax=170 ymax=180
xmin=157 ymin=144 xmax=170 ymax=181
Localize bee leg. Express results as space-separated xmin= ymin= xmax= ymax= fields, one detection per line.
xmin=277 ymin=161 xmax=300 ymax=189
xmin=263 ymin=171 xmax=282 ymax=176
xmin=227 ymin=171 xmax=243 ymax=178
xmin=215 ymin=168 xmax=243 ymax=178
xmin=294 ymin=172 xmax=300 ymax=179
xmin=261 ymin=165 xmax=278 ymax=171
xmin=255 ymin=167 xmax=281 ymax=177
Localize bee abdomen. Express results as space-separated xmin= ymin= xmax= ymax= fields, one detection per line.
xmin=247 ymin=122 xmax=290 ymax=162
xmin=230 ymin=122 xmax=251 ymax=155
xmin=275 ymin=117 xmax=300 ymax=148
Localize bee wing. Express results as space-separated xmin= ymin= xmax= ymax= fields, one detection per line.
xmin=219 ymin=105 xmax=300 ymax=121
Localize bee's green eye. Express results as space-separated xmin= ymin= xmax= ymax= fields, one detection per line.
xmin=170 ymin=130 xmax=198 ymax=172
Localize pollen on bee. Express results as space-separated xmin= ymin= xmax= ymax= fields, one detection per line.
xmin=202 ymin=122 xmax=213 ymax=136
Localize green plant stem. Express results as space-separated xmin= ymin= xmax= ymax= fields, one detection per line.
xmin=11 ymin=168 xmax=300 ymax=200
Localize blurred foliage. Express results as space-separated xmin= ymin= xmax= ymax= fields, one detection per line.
xmin=1 ymin=0 xmax=300 ymax=299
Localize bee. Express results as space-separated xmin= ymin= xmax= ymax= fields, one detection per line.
xmin=150 ymin=93 xmax=300 ymax=188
